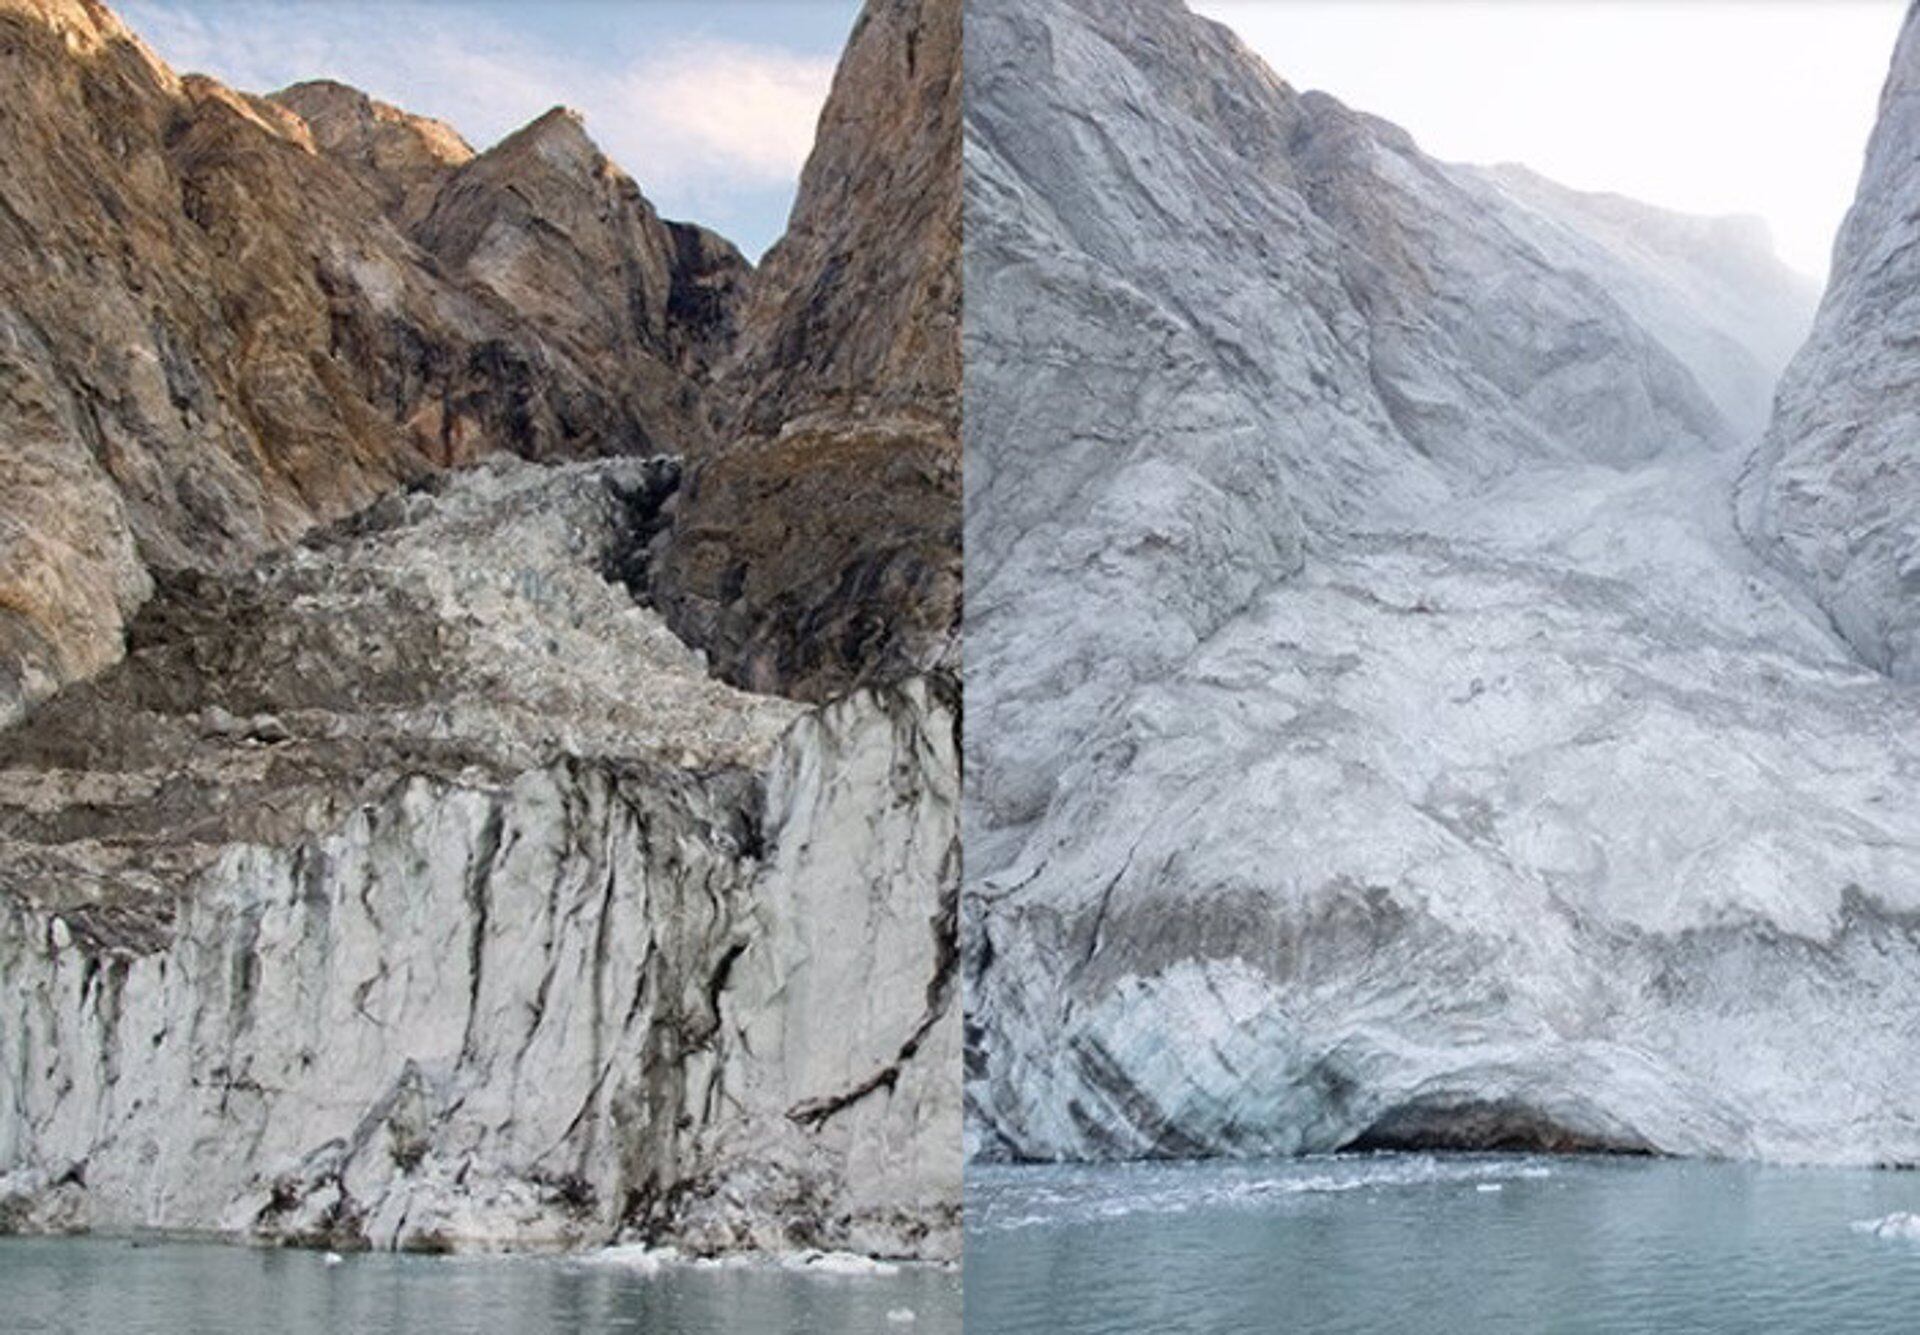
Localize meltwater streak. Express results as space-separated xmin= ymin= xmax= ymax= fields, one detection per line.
xmin=966 ymin=1155 xmax=1920 ymax=1335
xmin=0 ymin=1237 xmax=961 ymax=1335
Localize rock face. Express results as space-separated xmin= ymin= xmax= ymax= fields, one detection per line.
xmin=411 ymin=106 xmax=749 ymax=456
xmin=962 ymin=0 xmax=1813 ymax=877
xmin=0 ymin=460 xmax=960 ymax=1256
xmin=268 ymin=79 xmax=475 ymax=227
xmin=965 ymin=0 xmax=1920 ymax=1168
xmin=0 ymin=0 xmax=960 ymax=1258
xmin=0 ymin=0 xmax=743 ymax=726
xmin=1468 ymin=164 xmax=1817 ymax=443
xmin=648 ymin=0 xmax=961 ymax=700
xmin=1741 ymin=6 xmax=1920 ymax=679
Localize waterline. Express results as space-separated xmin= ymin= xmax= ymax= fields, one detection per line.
xmin=966 ymin=1154 xmax=1920 ymax=1334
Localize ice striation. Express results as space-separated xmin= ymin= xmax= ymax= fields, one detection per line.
xmin=966 ymin=0 xmax=1920 ymax=1167
xmin=0 ymin=460 xmax=959 ymax=1256
xmin=0 ymin=0 xmax=961 ymax=1260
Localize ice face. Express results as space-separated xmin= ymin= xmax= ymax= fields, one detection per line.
xmin=964 ymin=0 xmax=1918 ymax=1166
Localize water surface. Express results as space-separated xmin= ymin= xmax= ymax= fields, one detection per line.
xmin=0 ymin=1235 xmax=958 ymax=1334
xmin=967 ymin=1154 xmax=1920 ymax=1334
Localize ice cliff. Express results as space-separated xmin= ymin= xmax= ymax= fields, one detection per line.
xmin=0 ymin=462 xmax=960 ymax=1256
xmin=966 ymin=0 xmax=1920 ymax=1167
xmin=0 ymin=0 xmax=960 ymax=1257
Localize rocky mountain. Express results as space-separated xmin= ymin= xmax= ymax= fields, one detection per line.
xmin=0 ymin=0 xmax=959 ymax=1257
xmin=408 ymin=106 xmax=748 ymax=452
xmin=647 ymin=0 xmax=961 ymax=700
xmin=966 ymin=0 xmax=1920 ymax=1168
xmin=0 ymin=0 xmax=746 ymax=728
xmin=1462 ymin=163 xmax=1818 ymax=441
xmin=268 ymin=79 xmax=475 ymax=228
xmin=1740 ymin=7 xmax=1920 ymax=680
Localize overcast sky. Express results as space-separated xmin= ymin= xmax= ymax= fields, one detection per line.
xmin=1193 ymin=1 xmax=1906 ymax=281
xmin=120 ymin=0 xmax=862 ymax=260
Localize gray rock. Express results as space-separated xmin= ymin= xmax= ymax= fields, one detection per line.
xmin=1740 ymin=5 xmax=1920 ymax=679
xmin=965 ymin=0 xmax=1919 ymax=1168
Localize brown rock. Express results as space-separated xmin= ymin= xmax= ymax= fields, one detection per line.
xmin=268 ymin=79 xmax=474 ymax=228
xmin=649 ymin=0 xmax=961 ymax=700
xmin=0 ymin=0 xmax=749 ymax=722
xmin=413 ymin=105 xmax=749 ymax=454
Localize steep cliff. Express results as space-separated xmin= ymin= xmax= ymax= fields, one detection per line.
xmin=965 ymin=0 xmax=1920 ymax=1168
xmin=648 ymin=0 xmax=961 ymax=700
xmin=1468 ymin=164 xmax=1817 ymax=441
xmin=410 ymin=106 xmax=748 ymax=455
xmin=1741 ymin=6 xmax=1920 ymax=679
xmin=0 ymin=0 xmax=960 ymax=1257
xmin=0 ymin=0 xmax=743 ymax=726
xmin=0 ymin=460 xmax=960 ymax=1257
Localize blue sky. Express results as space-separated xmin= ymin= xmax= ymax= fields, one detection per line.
xmin=121 ymin=0 xmax=864 ymax=259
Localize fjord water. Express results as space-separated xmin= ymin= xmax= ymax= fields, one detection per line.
xmin=967 ymin=1155 xmax=1920 ymax=1334
xmin=0 ymin=1238 xmax=960 ymax=1335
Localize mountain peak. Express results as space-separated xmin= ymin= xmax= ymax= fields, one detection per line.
xmin=271 ymin=78 xmax=472 ymax=163
xmin=269 ymin=78 xmax=472 ymax=224
xmin=530 ymin=103 xmax=585 ymax=129
xmin=494 ymin=104 xmax=600 ymax=173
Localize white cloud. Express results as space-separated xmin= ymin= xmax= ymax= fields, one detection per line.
xmin=604 ymin=40 xmax=834 ymax=189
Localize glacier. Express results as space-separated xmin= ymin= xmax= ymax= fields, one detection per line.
xmin=965 ymin=0 xmax=1920 ymax=1167
xmin=0 ymin=461 xmax=960 ymax=1256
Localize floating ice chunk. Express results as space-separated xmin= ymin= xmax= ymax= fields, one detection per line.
xmin=887 ymin=1309 xmax=917 ymax=1324
xmin=1476 ymin=1184 xmax=1504 ymax=1193
xmin=1853 ymin=1213 xmax=1920 ymax=1241
xmin=575 ymin=1244 xmax=681 ymax=1273
xmin=789 ymin=1251 xmax=901 ymax=1276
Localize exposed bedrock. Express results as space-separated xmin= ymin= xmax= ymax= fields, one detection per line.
xmin=1740 ymin=5 xmax=1920 ymax=680
xmin=0 ymin=0 xmax=745 ymax=724
xmin=965 ymin=0 xmax=1918 ymax=1168
xmin=647 ymin=0 xmax=962 ymax=702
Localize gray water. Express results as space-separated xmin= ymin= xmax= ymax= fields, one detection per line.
xmin=966 ymin=1154 xmax=1920 ymax=1334
xmin=0 ymin=1236 xmax=959 ymax=1334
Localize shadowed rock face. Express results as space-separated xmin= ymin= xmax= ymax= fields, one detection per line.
xmin=1741 ymin=5 xmax=1920 ymax=681
xmin=966 ymin=0 xmax=1920 ymax=1169
xmin=0 ymin=0 xmax=747 ymax=725
xmin=411 ymin=107 xmax=749 ymax=454
xmin=647 ymin=0 xmax=962 ymax=702
xmin=0 ymin=0 xmax=961 ymax=1257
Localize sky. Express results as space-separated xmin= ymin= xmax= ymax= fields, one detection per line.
xmin=1192 ymin=1 xmax=1907 ymax=281
xmin=119 ymin=0 xmax=864 ymax=260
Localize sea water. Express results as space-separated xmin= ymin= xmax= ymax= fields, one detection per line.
xmin=966 ymin=1154 xmax=1920 ymax=1334
xmin=0 ymin=1235 xmax=959 ymax=1334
